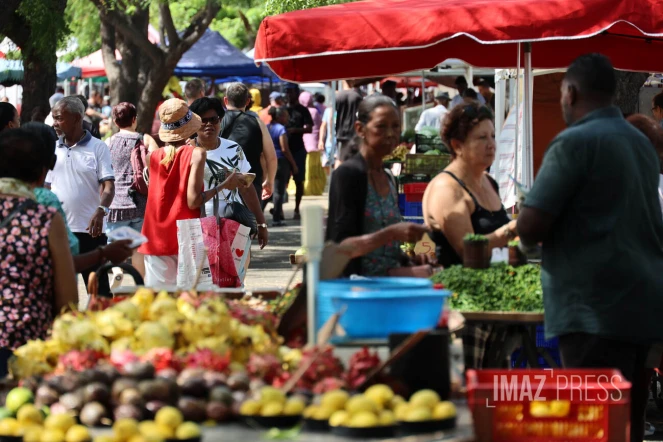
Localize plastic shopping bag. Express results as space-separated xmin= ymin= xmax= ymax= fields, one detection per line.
xmin=200 ymin=217 xmax=251 ymax=288
xmin=176 ymin=218 xmax=214 ymax=289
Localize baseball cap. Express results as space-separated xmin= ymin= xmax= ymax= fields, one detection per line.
xmin=284 ymin=83 xmax=300 ymax=90
xmin=435 ymin=92 xmax=450 ymax=100
xmin=269 ymin=91 xmax=283 ymax=100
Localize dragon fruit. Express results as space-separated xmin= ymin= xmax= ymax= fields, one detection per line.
xmin=312 ymin=377 xmax=348 ymax=394
xmin=246 ymin=353 xmax=283 ymax=384
xmin=141 ymin=348 xmax=183 ymax=373
xmin=345 ymin=347 xmax=382 ymax=390
xmin=184 ymin=349 xmax=231 ymax=373
xmin=56 ymin=350 xmax=106 ymax=373
xmin=110 ymin=350 xmax=140 ymax=369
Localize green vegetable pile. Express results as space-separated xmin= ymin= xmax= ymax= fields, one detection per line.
xmin=431 ymin=263 xmax=544 ymax=312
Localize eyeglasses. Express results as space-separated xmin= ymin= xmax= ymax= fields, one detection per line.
xmin=201 ymin=116 xmax=220 ymax=125
xmin=462 ymin=104 xmax=494 ymax=120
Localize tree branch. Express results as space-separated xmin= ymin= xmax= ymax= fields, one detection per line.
xmin=180 ymin=0 xmax=221 ymax=48
xmin=90 ymin=0 xmax=163 ymax=65
xmin=2 ymin=11 xmax=31 ymax=49
xmin=162 ymin=0 xmax=220 ymax=66
xmin=158 ymin=3 xmax=180 ymax=48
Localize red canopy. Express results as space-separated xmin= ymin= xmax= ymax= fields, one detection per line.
xmin=255 ymin=0 xmax=663 ymax=82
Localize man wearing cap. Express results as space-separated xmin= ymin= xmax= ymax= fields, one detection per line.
xmin=284 ymin=83 xmax=313 ymax=220
xmin=415 ymin=92 xmax=450 ymax=132
xmin=259 ymin=91 xmax=284 ymax=125
xmin=450 ymin=76 xmax=485 ymax=109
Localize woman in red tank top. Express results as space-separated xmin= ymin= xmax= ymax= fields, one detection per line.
xmin=140 ymin=99 xmax=242 ymax=287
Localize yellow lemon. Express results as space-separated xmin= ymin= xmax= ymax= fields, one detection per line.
xmin=283 ymin=398 xmax=305 ymax=416
xmin=409 ymin=390 xmax=440 ymax=409
xmin=405 ymin=407 xmax=432 ymax=422
xmin=17 ymin=404 xmax=43 ymax=425
xmin=154 ymin=407 xmax=183 ymax=430
xmin=113 ymin=418 xmax=139 ymax=440
xmin=345 ymin=395 xmax=376 ymax=415
xmin=328 ymin=410 xmax=350 ymax=427
xmin=65 ymin=425 xmax=91 ymax=442
xmin=321 ymin=390 xmax=349 ymax=411
xmin=261 ymin=402 xmax=283 ymax=417
xmin=379 ymin=410 xmax=396 ymax=426
xmin=433 ymin=401 xmax=457 ymax=420
xmin=239 ymin=400 xmax=262 ymax=416
xmin=45 ymin=414 xmax=76 ymax=433
xmin=348 ymin=411 xmax=379 ymax=428
xmin=175 ymin=422 xmax=201 ymax=439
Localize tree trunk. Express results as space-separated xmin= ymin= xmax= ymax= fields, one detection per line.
xmin=136 ymin=62 xmax=173 ymax=135
xmin=614 ymin=71 xmax=649 ymax=115
xmin=20 ymin=46 xmax=57 ymax=124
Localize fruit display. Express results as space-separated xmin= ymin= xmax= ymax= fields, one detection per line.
xmin=239 ymin=386 xmax=306 ymax=427
xmin=9 ymin=289 xmax=281 ymax=380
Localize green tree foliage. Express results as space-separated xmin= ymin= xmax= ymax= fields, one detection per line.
xmin=62 ymin=0 xmax=101 ymax=61
xmin=263 ymin=0 xmax=346 ymax=16
xmin=15 ymin=0 xmax=68 ymax=57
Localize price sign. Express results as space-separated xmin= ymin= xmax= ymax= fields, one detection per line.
xmin=414 ymin=233 xmax=436 ymax=258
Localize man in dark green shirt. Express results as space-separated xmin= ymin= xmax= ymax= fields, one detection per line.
xmin=517 ymin=54 xmax=663 ymax=442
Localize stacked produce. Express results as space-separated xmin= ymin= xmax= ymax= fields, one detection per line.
xmin=10 ymin=289 xmax=280 ymax=379
xmin=302 ymin=385 xmax=456 ymax=431
xmin=383 ymin=143 xmax=410 ymax=162
xmin=432 ymin=263 xmax=543 ymax=312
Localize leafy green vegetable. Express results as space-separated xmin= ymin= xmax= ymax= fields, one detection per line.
xmin=463 ymin=233 xmax=489 ymax=243
xmin=432 ymin=264 xmax=543 ymax=312
xmin=508 ymin=240 xmax=520 ymax=248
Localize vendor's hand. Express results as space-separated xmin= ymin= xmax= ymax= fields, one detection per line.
xmin=262 ymin=181 xmax=273 ymax=200
xmin=220 ymin=171 xmax=243 ymax=191
xmin=102 ymin=240 xmax=133 ymax=264
xmin=87 ymin=208 xmax=105 ymax=238
xmin=505 ymin=219 xmax=518 ymax=239
xmin=389 ymin=222 xmax=430 ymax=244
xmin=318 ymin=141 xmax=325 ymax=152
xmin=291 ymin=164 xmax=299 ymax=176
xmin=412 ymin=253 xmax=437 ymax=266
xmin=257 ymin=225 xmax=268 ymax=249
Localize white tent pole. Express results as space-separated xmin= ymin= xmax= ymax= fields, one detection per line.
xmin=421 ymin=71 xmax=426 ymax=109
xmin=514 ymin=43 xmax=521 ymax=198
xmin=495 ymin=69 xmax=506 ymax=141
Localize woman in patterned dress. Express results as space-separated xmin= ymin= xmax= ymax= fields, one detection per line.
xmin=0 ymin=129 xmax=78 ymax=376
xmin=326 ymin=95 xmax=430 ymax=277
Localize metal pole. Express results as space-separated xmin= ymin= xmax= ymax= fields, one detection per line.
xmin=302 ymin=205 xmax=324 ymax=345
xmin=494 ymin=70 xmax=506 ymax=142
xmin=524 ymin=43 xmax=534 ymax=187
xmin=421 ymin=71 xmax=426 ymax=109
xmin=514 ymin=44 xmax=521 ymax=198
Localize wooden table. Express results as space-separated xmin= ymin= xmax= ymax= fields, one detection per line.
xmin=457 ymin=311 xmax=559 ymax=369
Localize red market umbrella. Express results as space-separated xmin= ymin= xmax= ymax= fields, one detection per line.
xmin=255 ymin=0 xmax=663 ymax=82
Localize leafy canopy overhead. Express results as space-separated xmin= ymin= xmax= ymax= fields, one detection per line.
xmin=264 ymin=0 xmax=346 ymax=16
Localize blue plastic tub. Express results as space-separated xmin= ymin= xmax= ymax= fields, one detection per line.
xmin=316 ymin=278 xmax=433 ymax=333
xmin=329 ymin=288 xmax=450 ymax=339
xmin=535 ymin=325 xmax=559 ymax=348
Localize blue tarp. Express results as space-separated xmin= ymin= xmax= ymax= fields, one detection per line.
xmin=174 ymin=30 xmax=275 ymax=79
xmin=0 ymin=60 xmax=82 ymax=86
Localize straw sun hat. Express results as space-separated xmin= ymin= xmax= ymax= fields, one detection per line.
xmin=158 ymin=98 xmax=202 ymax=143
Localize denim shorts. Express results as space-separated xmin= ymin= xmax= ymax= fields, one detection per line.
xmin=106 ymin=218 xmax=144 ymax=236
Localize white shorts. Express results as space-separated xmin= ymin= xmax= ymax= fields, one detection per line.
xmin=144 ymin=255 xmax=178 ymax=288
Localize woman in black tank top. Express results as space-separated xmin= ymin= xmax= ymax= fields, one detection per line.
xmin=422 ymin=102 xmax=517 ymax=268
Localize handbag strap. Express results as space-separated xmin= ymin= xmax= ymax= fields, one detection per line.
xmin=221 ymin=112 xmax=244 ymax=139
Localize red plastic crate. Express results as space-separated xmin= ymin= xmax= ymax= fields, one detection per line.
xmin=404 ymin=182 xmax=429 ymax=202
xmin=466 ymin=369 xmax=631 ymax=442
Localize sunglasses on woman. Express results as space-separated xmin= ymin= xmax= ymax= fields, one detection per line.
xmin=201 ymin=116 xmax=221 ymax=125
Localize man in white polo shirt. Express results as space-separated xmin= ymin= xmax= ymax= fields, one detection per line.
xmin=46 ymin=96 xmax=115 ymax=292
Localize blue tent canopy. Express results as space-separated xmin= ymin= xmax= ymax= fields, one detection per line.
xmin=0 ymin=60 xmax=82 ymax=86
xmin=174 ymin=30 xmax=275 ymax=79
